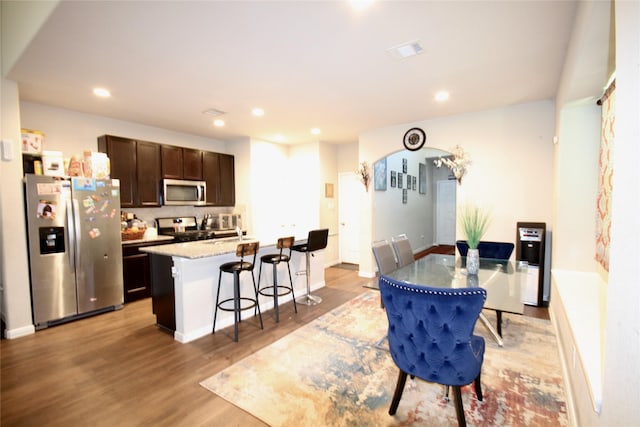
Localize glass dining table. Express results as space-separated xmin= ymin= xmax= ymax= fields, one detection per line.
xmin=382 ymin=253 xmax=528 ymax=347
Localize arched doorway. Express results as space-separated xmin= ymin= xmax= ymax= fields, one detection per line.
xmin=370 ymin=147 xmax=454 ymax=254
xmin=339 ymin=146 xmax=455 ymax=269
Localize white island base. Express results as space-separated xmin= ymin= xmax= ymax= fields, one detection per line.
xmin=142 ymin=238 xmax=326 ymax=343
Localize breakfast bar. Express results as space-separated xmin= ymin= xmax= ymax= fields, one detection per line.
xmin=140 ymin=237 xmax=326 ymax=343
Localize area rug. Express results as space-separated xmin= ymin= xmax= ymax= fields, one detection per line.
xmin=200 ymin=291 xmax=567 ymax=426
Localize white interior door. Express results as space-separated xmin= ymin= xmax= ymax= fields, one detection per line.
xmin=338 ymin=172 xmax=362 ymax=264
xmin=436 ymin=180 xmax=457 ymax=245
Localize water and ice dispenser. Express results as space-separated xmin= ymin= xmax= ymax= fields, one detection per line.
xmin=39 ymin=226 xmax=66 ymax=255
xmin=516 ymin=222 xmax=546 ymax=306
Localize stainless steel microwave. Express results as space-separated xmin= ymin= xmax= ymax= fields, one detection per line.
xmin=162 ymin=179 xmax=206 ymax=206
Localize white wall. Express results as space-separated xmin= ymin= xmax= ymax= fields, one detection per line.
xmin=248 ymin=138 xmax=293 ymax=243
xmin=553 ymin=102 xmax=600 ymax=271
xmin=359 ymin=100 xmax=555 ymax=275
xmin=372 ymin=149 xmax=439 ymax=253
xmin=0 ymin=79 xmax=35 ymax=338
xmin=550 ymin=1 xmax=640 ymax=425
xmin=20 ymin=101 xmax=228 ymax=155
xmin=319 ymin=143 xmax=339 ymax=265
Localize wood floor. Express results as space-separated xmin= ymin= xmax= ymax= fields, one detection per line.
xmin=1 ymin=254 xmax=548 ymax=426
xmin=1 ymin=267 xmax=371 ymax=426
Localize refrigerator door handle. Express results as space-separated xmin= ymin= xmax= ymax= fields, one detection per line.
xmin=72 ymin=198 xmax=82 ymax=269
xmin=67 ymin=198 xmax=76 ymax=270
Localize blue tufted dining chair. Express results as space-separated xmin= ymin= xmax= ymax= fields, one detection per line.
xmin=378 ymin=275 xmax=487 ymax=427
xmin=456 ymin=240 xmax=515 ymax=260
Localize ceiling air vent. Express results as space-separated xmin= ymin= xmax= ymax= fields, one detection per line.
xmin=386 ymin=40 xmax=425 ymax=60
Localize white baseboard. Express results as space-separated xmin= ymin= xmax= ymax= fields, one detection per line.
xmin=5 ymin=324 xmax=36 ymax=339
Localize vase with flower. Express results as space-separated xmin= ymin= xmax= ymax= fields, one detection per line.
xmin=459 ymin=205 xmax=491 ymax=275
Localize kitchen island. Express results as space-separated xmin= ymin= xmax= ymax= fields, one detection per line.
xmin=140 ymin=237 xmax=326 ymax=343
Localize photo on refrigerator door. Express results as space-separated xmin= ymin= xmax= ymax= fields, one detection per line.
xmin=36 ymin=200 xmax=57 ymax=219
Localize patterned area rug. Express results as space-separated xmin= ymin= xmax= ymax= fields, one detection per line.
xmin=200 ymin=291 xmax=567 ymax=426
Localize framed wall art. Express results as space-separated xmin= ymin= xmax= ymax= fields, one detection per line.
xmin=390 ymin=171 xmax=397 ymax=188
xmin=374 ymin=158 xmax=387 ymax=191
xmin=419 ymin=163 xmax=427 ymax=194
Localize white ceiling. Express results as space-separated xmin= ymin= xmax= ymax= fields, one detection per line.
xmin=7 ymin=0 xmax=582 ymax=145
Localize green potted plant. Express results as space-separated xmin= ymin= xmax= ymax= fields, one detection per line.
xmin=459 ymin=204 xmax=491 ymax=274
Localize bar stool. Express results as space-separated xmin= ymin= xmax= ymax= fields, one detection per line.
xmin=213 ymin=241 xmax=263 ymax=342
xmin=292 ymin=228 xmax=329 ymax=306
xmin=257 ymin=236 xmax=297 ymax=322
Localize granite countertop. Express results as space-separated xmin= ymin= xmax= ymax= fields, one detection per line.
xmin=121 ymin=235 xmax=175 ymax=245
xmin=139 ymin=237 xmax=260 ymax=259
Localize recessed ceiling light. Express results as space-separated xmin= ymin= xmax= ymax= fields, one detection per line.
xmin=310 ymin=128 xmax=321 ymax=135
xmin=386 ymin=40 xmax=424 ymax=60
xmin=273 ymin=135 xmax=286 ymax=143
xmin=93 ymin=88 xmax=111 ymax=98
xmin=252 ymin=108 xmax=265 ymax=117
xmin=349 ymin=0 xmax=373 ymax=11
xmin=435 ymin=91 xmax=450 ymax=102
xmin=203 ymin=108 xmax=226 ymax=117
xmin=213 ymin=119 xmax=225 ymax=127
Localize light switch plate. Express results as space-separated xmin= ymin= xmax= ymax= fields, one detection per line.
xmin=1 ymin=139 xmax=14 ymax=161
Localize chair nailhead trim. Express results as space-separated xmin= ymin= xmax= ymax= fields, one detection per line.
xmin=379 ymin=276 xmax=487 ymax=298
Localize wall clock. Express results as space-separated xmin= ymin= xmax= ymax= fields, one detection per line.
xmin=403 ymin=127 xmax=426 ymax=151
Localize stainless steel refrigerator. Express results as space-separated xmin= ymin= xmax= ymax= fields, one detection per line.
xmin=24 ymin=174 xmax=124 ymax=328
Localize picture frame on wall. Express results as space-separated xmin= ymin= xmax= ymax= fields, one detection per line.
xmin=407 ymin=174 xmax=412 ymax=189
xmin=412 ymin=176 xmax=417 ymax=191
xmin=402 ymin=189 xmax=407 ymax=204
xmin=390 ymin=171 xmax=397 ymax=188
xmin=402 ymin=158 xmax=407 ymax=173
xmin=419 ymin=163 xmax=427 ymax=194
xmin=374 ymin=158 xmax=387 ymax=191
xmin=398 ymin=173 xmax=403 ymax=189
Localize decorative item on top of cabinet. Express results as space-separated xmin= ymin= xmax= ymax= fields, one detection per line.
xmin=97 ymin=135 xmax=161 ymax=208
xmin=203 ymin=151 xmax=235 ymax=206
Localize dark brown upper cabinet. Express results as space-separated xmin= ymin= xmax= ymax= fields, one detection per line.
xmin=161 ymin=146 xmax=203 ymax=180
xmin=161 ymin=145 xmax=183 ymax=179
xmin=98 ymin=135 xmax=161 ymax=208
xmin=183 ymin=148 xmax=203 ymax=180
xmin=203 ymin=152 xmax=235 ymax=206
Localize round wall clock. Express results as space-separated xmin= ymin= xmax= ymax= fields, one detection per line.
xmin=403 ymin=127 xmax=426 ymax=151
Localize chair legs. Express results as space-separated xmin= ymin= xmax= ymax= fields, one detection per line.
xmin=296 ymin=252 xmax=322 ymax=305
xmin=388 ymin=370 xmax=408 ymax=415
xmin=452 ymin=386 xmax=466 ymax=427
xmin=213 ymin=269 xmax=263 ymax=342
xmin=257 ymin=260 xmax=297 ymax=323
xmin=388 ymin=370 xmax=482 ymax=427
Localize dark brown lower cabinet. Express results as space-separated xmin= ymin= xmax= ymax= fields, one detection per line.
xmin=149 ymin=254 xmax=175 ymax=332
xmin=122 ymin=241 xmax=170 ymax=303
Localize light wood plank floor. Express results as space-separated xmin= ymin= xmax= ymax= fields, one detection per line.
xmin=1 ymin=258 xmax=548 ymax=426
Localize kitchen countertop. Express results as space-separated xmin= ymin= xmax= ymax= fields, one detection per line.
xmin=121 ymin=235 xmax=175 ymax=245
xmin=139 ymin=237 xmax=259 ymax=259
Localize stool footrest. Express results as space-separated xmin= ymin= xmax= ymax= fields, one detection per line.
xmin=217 ymin=297 xmax=260 ymax=312
xmin=259 ymin=285 xmax=293 ymax=298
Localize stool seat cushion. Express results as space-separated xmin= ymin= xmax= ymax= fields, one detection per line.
xmin=260 ymin=253 xmax=291 ymax=264
xmin=220 ymin=260 xmax=254 ymax=273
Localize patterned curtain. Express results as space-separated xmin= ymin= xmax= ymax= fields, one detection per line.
xmin=595 ymin=79 xmax=615 ymax=271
